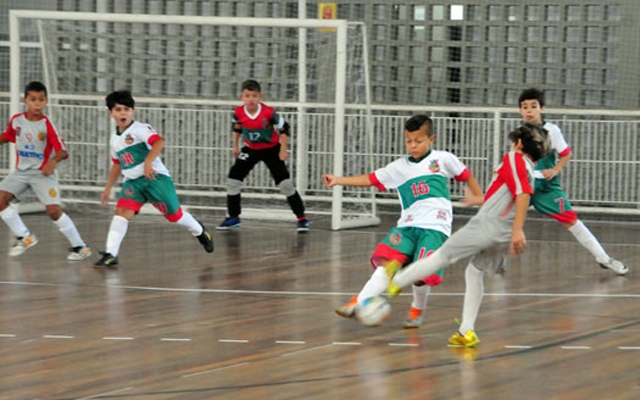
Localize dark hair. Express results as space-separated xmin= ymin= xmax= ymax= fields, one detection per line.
xmin=508 ymin=122 xmax=550 ymax=162
xmin=404 ymin=114 xmax=433 ymax=135
xmin=518 ymin=88 xmax=545 ymax=107
xmin=24 ymin=81 xmax=47 ymax=97
xmin=241 ymin=79 xmax=261 ymax=92
xmin=105 ymin=90 xmax=135 ymax=110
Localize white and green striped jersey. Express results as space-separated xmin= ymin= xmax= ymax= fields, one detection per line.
xmin=370 ymin=150 xmax=471 ymax=236
xmin=109 ymin=121 xmax=170 ymax=181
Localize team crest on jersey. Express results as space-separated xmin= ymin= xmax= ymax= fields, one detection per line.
xmin=49 ymin=188 xmax=57 ymax=198
xmin=429 ymin=160 xmax=440 ymax=173
xmin=38 ymin=132 xmax=45 ymax=141
xmin=125 ymin=134 xmax=134 ymax=144
xmin=124 ymin=187 xmax=134 ymax=196
xmin=389 ymin=231 xmax=402 ymax=245
xmin=25 ymin=132 xmax=33 ymax=142
xmin=261 ymin=118 xmax=270 ymax=128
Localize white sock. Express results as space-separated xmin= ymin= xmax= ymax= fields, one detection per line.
xmin=54 ymin=213 xmax=85 ymax=248
xmin=411 ymin=284 xmax=431 ymax=310
xmin=106 ymin=215 xmax=129 ymax=256
xmin=174 ymin=210 xmax=202 ymax=235
xmin=459 ymin=263 xmax=484 ymax=334
xmin=0 ymin=204 xmax=30 ymax=238
xmin=356 ymin=266 xmax=390 ymax=304
xmin=568 ymin=220 xmax=609 ymax=262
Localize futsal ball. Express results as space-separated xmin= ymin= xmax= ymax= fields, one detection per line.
xmin=356 ymin=296 xmax=391 ymax=326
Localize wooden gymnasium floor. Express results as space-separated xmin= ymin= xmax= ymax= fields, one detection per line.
xmin=0 ymin=204 xmax=638 ymax=400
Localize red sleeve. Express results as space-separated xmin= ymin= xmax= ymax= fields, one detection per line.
xmin=500 ymin=153 xmax=533 ymax=197
xmin=148 ymin=134 xmax=163 ymax=145
xmin=558 ymin=146 xmax=571 ymax=157
xmin=111 ymin=157 xmax=120 ymax=165
xmin=1 ymin=115 xmax=19 ymax=143
xmin=454 ymin=168 xmax=471 ymax=182
xmin=44 ymin=117 xmax=65 ymax=153
xmin=369 ymin=172 xmax=386 ymax=191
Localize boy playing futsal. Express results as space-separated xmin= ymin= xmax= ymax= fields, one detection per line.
xmin=518 ymin=88 xmax=627 ymax=275
xmin=0 ymin=81 xmax=91 ymax=260
xmin=217 ymin=79 xmax=309 ymax=232
xmin=94 ymin=90 xmax=213 ymax=268
xmin=324 ymin=114 xmax=482 ymax=328
xmin=387 ymin=122 xmax=551 ymax=347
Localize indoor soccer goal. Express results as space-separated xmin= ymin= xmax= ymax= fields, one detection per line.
xmin=8 ymin=10 xmax=380 ymax=230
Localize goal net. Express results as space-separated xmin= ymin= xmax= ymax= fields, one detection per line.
xmin=9 ymin=10 xmax=379 ymax=230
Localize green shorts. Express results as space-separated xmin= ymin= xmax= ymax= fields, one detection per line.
xmin=116 ymin=174 xmax=182 ymax=219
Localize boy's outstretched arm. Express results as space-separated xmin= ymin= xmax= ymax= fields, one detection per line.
xmin=100 ymin=163 xmax=122 ymax=206
xmin=510 ymin=192 xmax=530 ymax=255
xmin=322 ymin=174 xmax=372 ymax=188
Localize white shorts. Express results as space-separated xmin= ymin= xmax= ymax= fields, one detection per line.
xmin=0 ymin=169 xmax=62 ymax=206
xmin=438 ymin=214 xmax=512 ymax=274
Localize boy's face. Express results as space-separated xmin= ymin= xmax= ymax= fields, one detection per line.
xmin=23 ymin=90 xmax=48 ymax=117
xmin=519 ymin=99 xmax=544 ymax=124
xmin=109 ymin=103 xmax=135 ymax=130
xmin=240 ymin=89 xmax=263 ymax=110
xmin=404 ymin=126 xmax=435 ymax=160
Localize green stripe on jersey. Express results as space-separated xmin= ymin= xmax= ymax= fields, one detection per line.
xmin=397 ymin=175 xmax=450 ymax=210
xmin=116 ymin=142 xmax=149 ymax=170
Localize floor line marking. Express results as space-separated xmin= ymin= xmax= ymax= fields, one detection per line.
xmin=160 ymin=338 xmax=192 ymax=342
xmin=333 ymin=341 xmax=362 ymax=346
xmin=0 ymin=334 xmax=16 ymax=338
xmin=275 ymin=340 xmax=306 ymax=345
xmin=504 ymin=345 xmax=533 ymax=349
xmin=103 ymin=336 xmax=134 ymax=341
xmin=219 ymin=339 xmax=249 ymax=343
xmin=43 ymin=335 xmax=74 ymax=339
xmin=561 ymin=346 xmax=591 ymax=350
xmin=182 ymin=362 xmax=250 ymax=378
xmin=618 ymin=346 xmax=640 ymax=350
xmin=280 ymin=344 xmax=333 ymax=357
xmin=388 ymin=343 xmax=419 ymax=347
xmin=76 ymin=387 xmax=133 ymax=400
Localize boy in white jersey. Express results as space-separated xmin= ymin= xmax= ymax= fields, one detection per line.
xmin=0 ymin=81 xmax=91 ymax=260
xmin=323 ymin=115 xmax=482 ymax=328
xmin=94 ymin=90 xmax=214 ymax=268
xmin=387 ymin=123 xmax=551 ymax=347
xmin=518 ymin=88 xmax=627 ymax=275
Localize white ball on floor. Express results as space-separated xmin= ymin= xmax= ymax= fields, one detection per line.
xmin=356 ymin=296 xmax=391 ymax=326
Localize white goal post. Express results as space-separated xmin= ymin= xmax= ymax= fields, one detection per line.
xmin=8 ymin=10 xmax=380 ymax=230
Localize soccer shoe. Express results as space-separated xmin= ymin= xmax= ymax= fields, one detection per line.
xmin=296 ymin=218 xmax=310 ymax=233
xmin=9 ymin=234 xmax=39 ymax=257
xmin=216 ymin=216 xmax=241 ymax=230
xmin=94 ymin=252 xmax=118 ymax=268
xmin=402 ymin=306 xmax=424 ymax=329
xmin=335 ymin=295 xmax=358 ymax=318
xmin=448 ymin=330 xmax=480 ymax=348
xmin=598 ymin=258 xmax=629 ymax=275
xmin=196 ymin=222 xmax=214 ymax=253
xmin=67 ymin=246 xmax=92 ymax=261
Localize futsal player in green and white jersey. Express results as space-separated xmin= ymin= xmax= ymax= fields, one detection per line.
xmin=94 ymin=90 xmax=214 ymax=268
xmin=323 ymin=114 xmax=482 ymax=328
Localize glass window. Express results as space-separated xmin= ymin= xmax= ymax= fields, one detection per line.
xmin=505 ymin=47 xmax=519 ymax=63
xmin=525 ymin=5 xmax=540 ymax=21
xmin=526 ymin=26 xmax=540 ymax=42
xmin=506 ymin=26 xmax=520 ymax=42
xmin=566 ymin=5 xmax=581 ymax=21
xmin=466 ymin=26 xmax=482 ymax=41
xmin=466 ymin=46 xmax=483 ymax=62
xmin=411 ymin=66 xmax=426 ymax=82
xmin=563 ymin=90 xmax=579 ymax=106
xmin=564 ymin=48 xmax=581 ymax=63
xmin=525 ymin=47 xmax=539 ymax=63
xmin=488 ymin=5 xmax=501 ymax=21
xmin=583 ymin=90 xmax=600 ymax=106
xmin=467 ymin=5 xmax=483 ymax=21
xmin=374 ymin=25 xmax=387 ymax=40
xmin=604 ymin=26 xmax=619 ymax=42
xmin=604 ymin=47 xmax=619 ymax=63
xmin=585 ymin=26 xmax=600 ymax=43
xmin=432 ymin=26 xmax=445 ymax=40
xmin=505 ymin=67 xmax=518 ymax=84
xmin=544 ymin=26 xmax=559 ymax=42
xmin=544 ymin=48 xmax=558 ymax=63
xmin=412 ymin=26 xmax=426 ymax=41
xmin=583 ymin=69 xmax=600 ymax=85
xmin=507 ymin=5 xmax=520 ymax=21
xmin=586 ymin=5 xmax=601 ymax=21
xmin=487 ymin=26 xmax=501 ymax=42
xmin=486 ymin=47 xmax=500 ymax=63
xmin=524 ymin=68 xmax=539 ymax=84
xmin=430 ymin=47 xmax=444 ymax=62
xmin=605 ymin=5 xmax=621 ymax=21
xmin=430 ymin=67 xmax=443 ymax=81
xmin=432 ymin=5 xmax=444 ymax=20
xmin=545 ymin=5 xmax=560 ymax=21
xmin=414 ymin=5 xmax=426 ymax=20
xmin=604 ymin=68 xmax=618 ymax=85
xmin=565 ymin=26 xmax=581 ymax=42
xmin=584 ymin=48 xmax=600 ymax=64
xmin=412 ymin=46 xmax=425 ymax=62
xmin=450 ymin=5 xmax=464 ymax=20
xmin=565 ymin=68 xmax=581 ymax=85
xmin=374 ymin=4 xmax=387 ymax=20
xmin=465 ymin=67 xmax=483 ymax=83
xmin=544 ymin=68 xmax=558 ymax=84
